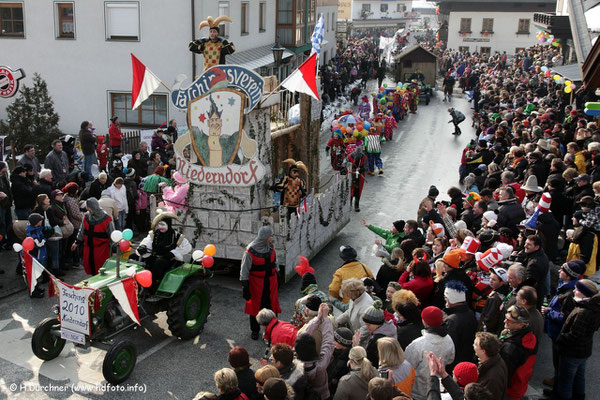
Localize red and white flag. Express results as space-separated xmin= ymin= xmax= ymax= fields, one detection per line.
xmin=281 ymin=52 xmax=320 ymax=101
xmin=131 ymin=53 xmax=162 ymax=110
xmin=296 ymin=198 xmax=308 ymax=218
xmin=23 ymin=251 xmax=45 ymax=295
xmin=108 ymin=277 xmax=141 ymax=325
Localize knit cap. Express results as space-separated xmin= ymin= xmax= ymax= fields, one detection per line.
xmin=453 ymin=362 xmax=479 ymax=388
xmin=305 ymin=295 xmax=322 ymax=312
xmin=334 ymin=327 xmax=353 ymax=347
xmin=263 ymin=378 xmax=287 ymax=400
xmin=421 ymin=306 xmax=443 ymax=327
xmin=393 ymin=220 xmax=405 ymax=232
xmin=228 ymin=346 xmax=250 ymax=369
xmin=362 ymin=300 xmax=385 ymax=325
xmin=444 ymin=281 xmax=468 ymax=304
xmin=442 ymin=249 xmax=464 ymax=269
xmin=294 ymin=333 xmax=319 ymax=362
xmin=561 ymin=260 xmax=586 ymax=280
xmin=428 ymin=185 xmax=440 ymax=197
xmin=576 ymin=279 xmax=599 ymax=298
xmin=339 ymin=245 xmax=358 ymax=262
xmin=28 ymin=213 xmax=44 ymax=227
xmin=429 ymin=221 xmax=445 ymax=237
xmin=483 ymin=210 xmax=498 ymax=223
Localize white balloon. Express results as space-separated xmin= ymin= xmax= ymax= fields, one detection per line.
xmin=192 ymin=250 xmax=204 ymax=261
xmin=110 ymin=230 xmax=123 ymax=242
xmin=12 ymin=243 xmax=23 ymax=252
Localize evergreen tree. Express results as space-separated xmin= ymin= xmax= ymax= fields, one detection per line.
xmin=0 ymin=73 xmax=61 ymax=162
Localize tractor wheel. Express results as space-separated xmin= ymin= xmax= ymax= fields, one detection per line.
xmin=102 ymin=340 xmax=137 ymax=384
xmin=32 ymin=318 xmax=66 ymax=361
xmin=166 ymin=278 xmax=211 ymax=339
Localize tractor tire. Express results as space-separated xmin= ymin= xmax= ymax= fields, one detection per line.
xmin=167 ymin=278 xmax=211 ymax=339
xmin=103 ymin=340 xmax=137 ymax=385
xmin=32 ymin=317 xmax=66 ymax=361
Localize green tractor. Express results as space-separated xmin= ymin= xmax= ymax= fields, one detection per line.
xmin=31 ymin=251 xmax=212 ymax=384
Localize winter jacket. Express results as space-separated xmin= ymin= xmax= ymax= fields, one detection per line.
xmin=382 ymin=360 xmax=416 ymax=396
xmin=497 ymin=197 xmax=526 ymax=236
xmin=336 ymin=291 xmax=374 ymax=333
xmin=63 ymin=194 xmax=83 ymax=229
xmin=301 ymin=314 xmax=334 ymax=400
xmin=44 ymin=149 xmax=70 ymax=184
xmin=333 ymin=369 xmax=370 ymax=400
xmin=87 ymin=177 xmax=112 ymax=200
xmin=478 ymin=284 xmax=510 ymax=334
xmin=329 ymin=261 xmax=374 ymax=303
xmin=327 ymin=347 xmax=350 ymax=396
xmin=106 ymin=184 xmax=128 ymax=213
xmin=527 ymin=306 xmax=544 ymax=346
xmin=544 ymin=280 xmax=576 ymax=341
xmin=515 ymin=248 xmax=549 ymax=309
xmin=368 ymin=224 xmax=402 ymax=254
xmin=365 ymin=320 xmax=397 ymax=367
xmin=477 ymin=354 xmax=507 ymax=400
xmin=499 ymin=327 xmax=537 ymax=399
xmin=567 ymin=227 xmax=598 ymax=277
xmin=279 ymin=361 xmax=307 ymax=400
xmin=426 ymin=375 xmax=463 ymax=400
xmin=234 ymin=366 xmax=257 ymax=400
xmin=10 ymin=173 xmax=35 ymax=210
xmin=556 ymin=293 xmax=600 ymax=359
xmin=17 ymin=153 xmax=41 ymax=174
xmin=537 ymin=212 xmax=560 ymax=261
xmin=375 ymin=260 xmax=402 ymax=298
xmin=128 ymin=153 xmax=149 ymax=178
xmin=108 ymin=122 xmax=124 ymax=147
xmin=79 ymin=128 xmax=97 ymax=155
xmin=397 ymin=320 xmax=423 ymax=350
xmin=444 ymin=304 xmax=477 ymax=366
xmin=405 ymin=330 xmax=456 ymax=400
xmin=216 ymin=390 xmax=248 ymax=400
xmin=264 ymin=318 xmax=298 ymax=347
xmin=399 ymin=271 xmax=434 ymax=307
xmin=403 ymin=230 xmax=426 ymax=247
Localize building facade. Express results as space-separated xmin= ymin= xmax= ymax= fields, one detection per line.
xmin=0 ymin=0 xmax=323 ymax=135
xmin=439 ymin=0 xmax=556 ymax=56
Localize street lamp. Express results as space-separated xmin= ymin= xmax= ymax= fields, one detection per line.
xmin=271 ymin=41 xmax=285 ymax=67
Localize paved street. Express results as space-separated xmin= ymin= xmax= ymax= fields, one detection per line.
xmin=0 ymin=82 xmax=597 ymax=399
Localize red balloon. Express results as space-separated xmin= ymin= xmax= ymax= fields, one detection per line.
xmin=202 ymin=255 xmax=214 ymax=268
xmin=119 ymin=239 xmax=131 ymax=252
xmin=135 ymin=270 xmax=152 ymax=288
xmin=357 ymin=124 xmax=364 ymax=131
xmin=22 ymin=237 xmax=34 ymax=252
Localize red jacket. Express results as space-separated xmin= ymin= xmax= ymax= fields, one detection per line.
xmin=500 ymin=328 xmax=537 ymax=399
xmin=398 ymin=271 xmax=433 ymax=307
xmin=108 ymin=122 xmax=124 ymax=147
xmin=264 ymin=318 xmax=297 ymax=347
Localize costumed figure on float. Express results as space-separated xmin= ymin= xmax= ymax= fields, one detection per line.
xmin=188 ymin=16 xmax=236 ymax=71
xmin=240 ymin=226 xmax=281 ymax=340
xmin=270 ymin=159 xmax=308 ymax=217
xmin=135 ymin=211 xmax=192 ymax=292
xmin=161 ymin=171 xmax=189 ymax=212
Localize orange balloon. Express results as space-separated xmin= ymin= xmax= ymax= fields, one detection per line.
xmin=204 ymin=244 xmax=216 ymax=257
xmin=135 ymin=270 xmax=152 ymax=288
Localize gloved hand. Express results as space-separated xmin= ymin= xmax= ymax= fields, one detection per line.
xmin=242 ymin=280 xmax=251 ymax=301
xmin=137 ymin=245 xmax=148 ymax=256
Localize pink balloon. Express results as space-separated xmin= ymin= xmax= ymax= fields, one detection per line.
xmin=202 ymin=255 xmax=214 ymax=268
xmin=22 ymin=237 xmax=34 ymax=252
xmin=570 ymin=84 xmax=576 ymax=90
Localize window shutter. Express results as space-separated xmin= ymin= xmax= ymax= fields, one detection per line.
xmin=106 ymin=3 xmax=139 ymax=39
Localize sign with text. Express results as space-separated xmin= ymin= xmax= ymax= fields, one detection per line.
xmin=57 ymin=281 xmax=92 ymax=336
xmin=0 ymin=66 xmax=25 ymax=98
xmin=338 ymin=0 xmax=351 ymax=19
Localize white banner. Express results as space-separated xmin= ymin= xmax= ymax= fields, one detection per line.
xmin=57 ymin=281 xmax=93 ymax=336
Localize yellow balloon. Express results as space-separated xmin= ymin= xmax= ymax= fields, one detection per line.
xmin=564 ymin=87 xmax=572 ymax=94
xmin=553 ymin=75 xmax=560 ymax=81
xmin=353 ymin=130 xmax=360 ymax=138
xmin=565 ymin=80 xmax=572 ymax=87
xmin=396 ymin=86 xmax=401 ymax=91
xmin=204 ymin=244 xmax=216 ymax=257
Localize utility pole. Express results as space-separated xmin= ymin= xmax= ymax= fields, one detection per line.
xmin=566 ymin=0 xmax=592 ymax=63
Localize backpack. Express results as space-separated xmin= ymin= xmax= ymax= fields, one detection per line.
xmin=455 ymin=111 xmax=466 ymax=123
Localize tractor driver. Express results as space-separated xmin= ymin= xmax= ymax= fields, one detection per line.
xmin=135 ymin=211 xmax=192 ymax=292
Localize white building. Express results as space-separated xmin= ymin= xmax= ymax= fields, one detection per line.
xmin=0 ymin=0 xmax=327 ymax=135
xmin=337 ymin=0 xmax=416 ymax=31
xmin=317 ymin=0 xmax=339 ymax=66
xmin=439 ymin=0 xmax=556 ymax=56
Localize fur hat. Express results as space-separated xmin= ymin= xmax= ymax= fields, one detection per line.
xmin=339 ymin=245 xmax=357 ymax=262
xmin=362 ymin=300 xmax=385 ymax=325
xmin=334 ymin=327 xmax=353 ymax=347
xmin=453 ymin=362 xmax=479 ymax=388
xmin=576 ymin=279 xmax=598 ymax=297
xmin=421 ymin=306 xmax=443 ymax=327
xmin=444 ymin=281 xmax=468 ymax=304
xmin=561 ymin=260 xmax=586 ymax=280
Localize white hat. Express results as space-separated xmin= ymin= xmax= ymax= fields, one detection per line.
xmin=495 ymin=243 xmax=514 ymax=259
xmin=483 ymin=211 xmax=498 ymax=222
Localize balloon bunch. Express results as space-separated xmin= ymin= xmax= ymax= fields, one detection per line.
xmin=110 ymin=229 xmax=134 ymax=252
xmin=536 ymin=31 xmax=554 ymax=44
xmin=353 ymin=123 xmax=369 ymax=139
xmin=563 ymin=80 xmax=576 ymax=94
xmin=192 ymin=244 xmax=216 ymax=268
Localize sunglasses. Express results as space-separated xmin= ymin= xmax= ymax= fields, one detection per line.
xmin=506 ymin=306 xmax=525 ymax=322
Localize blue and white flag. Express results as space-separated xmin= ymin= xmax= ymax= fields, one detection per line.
xmin=310 ymin=13 xmax=325 ymax=57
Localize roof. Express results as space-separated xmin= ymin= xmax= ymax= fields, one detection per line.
xmin=395 ymin=44 xmax=438 ymax=60
xmin=438 ymin=0 xmax=552 ymax=3
xmin=551 ymin=63 xmax=583 ymax=82
xmin=583 ymin=35 xmax=600 ymax=88
xmin=227 ymin=44 xmax=294 ymax=71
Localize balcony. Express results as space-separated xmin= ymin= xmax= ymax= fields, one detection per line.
xmin=533 ymin=12 xmax=572 ymax=37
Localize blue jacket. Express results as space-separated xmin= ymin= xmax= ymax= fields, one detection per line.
xmin=544 ymin=279 xmax=577 ymax=341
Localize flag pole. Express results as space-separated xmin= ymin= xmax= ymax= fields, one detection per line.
xmin=160 ymin=80 xmax=172 ymax=92
xmin=259 ymin=81 xmax=284 ymax=106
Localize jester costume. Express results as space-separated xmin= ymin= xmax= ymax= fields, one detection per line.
xmin=189 ymin=35 xmax=235 ymax=71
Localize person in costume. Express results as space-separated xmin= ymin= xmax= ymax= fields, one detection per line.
xmin=189 ymin=16 xmax=235 ymax=71
xmin=240 ymin=225 xmax=281 ymax=340
xmin=408 ymin=81 xmax=419 ymax=113
xmin=383 ymin=111 xmax=397 ymax=141
xmin=136 ymin=211 xmax=192 ymax=292
xmin=161 ymin=171 xmax=189 ymax=212
xmin=325 ymin=129 xmax=346 ymax=172
xmin=270 ymin=159 xmax=308 ymax=216
xmin=357 ymin=96 xmax=371 ymax=121
xmin=72 ymin=198 xmax=114 ymax=276
xmin=347 ymin=146 xmax=368 ymax=212
xmin=363 ymin=127 xmax=383 ymax=175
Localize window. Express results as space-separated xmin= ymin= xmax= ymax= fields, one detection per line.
xmin=110 ymin=93 xmax=167 ymax=127
xmin=482 ymin=18 xmax=494 ymax=33
xmin=397 ymin=4 xmax=406 ymax=12
xmin=0 ymin=3 xmax=24 ymax=37
xmin=218 ymin=2 xmax=229 ymax=36
xmin=278 ymin=0 xmax=292 ymax=25
xmin=105 ymin=2 xmax=139 ymax=41
xmin=459 ymin=46 xmax=470 ymax=53
xmin=480 ymin=47 xmax=491 ymax=56
xmin=517 ymin=19 xmax=530 ymax=33
xmin=380 ymin=4 xmax=388 ymax=12
xmin=459 ymin=18 xmax=471 ymax=33
xmin=259 ymin=2 xmax=266 ymax=32
xmin=326 ymin=12 xmax=329 ymax=31
xmin=55 ymin=2 xmax=74 ymax=39
xmin=331 ymin=12 xmax=335 ymax=29
xmin=241 ymin=2 xmax=249 ymax=34
xmin=362 ymin=4 xmax=371 ymax=12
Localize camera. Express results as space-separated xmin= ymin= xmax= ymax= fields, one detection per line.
xmin=381 ymin=370 xmax=389 ymax=379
